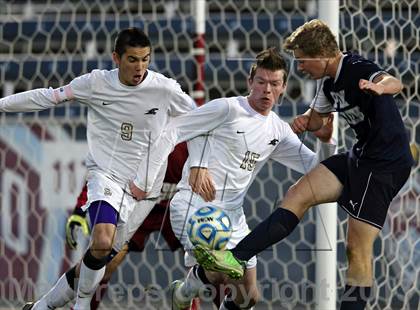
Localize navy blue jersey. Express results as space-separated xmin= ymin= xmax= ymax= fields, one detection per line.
xmin=313 ymin=52 xmax=413 ymax=171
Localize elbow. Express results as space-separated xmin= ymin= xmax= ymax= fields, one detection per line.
xmin=378 ymin=75 xmax=403 ymax=95
xmin=397 ymin=81 xmax=404 ymax=93
xmin=390 ymin=76 xmax=403 ymax=94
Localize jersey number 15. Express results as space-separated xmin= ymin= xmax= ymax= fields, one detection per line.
xmin=240 ymin=151 xmax=260 ymax=171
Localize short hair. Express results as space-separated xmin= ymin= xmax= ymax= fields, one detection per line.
xmin=114 ymin=28 xmax=151 ymax=56
xmin=249 ymin=47 xmax=288 ymax=84
xmin=284 ymin=19 xmax=339 ymax=57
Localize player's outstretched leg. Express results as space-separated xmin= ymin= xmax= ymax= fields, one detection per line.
xmin=195 ymin=165 xmax=341 ymax=279
xmin=22 ymin=265 xmax=79 ymax=310
xmin=73 ymin=201 xmax=118 ymax=309
xmin=193 ymin=245 xmax=245 ymax=280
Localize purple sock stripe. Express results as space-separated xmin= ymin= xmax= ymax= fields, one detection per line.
xmin=88 ymin=200 xmax=118 ymax=227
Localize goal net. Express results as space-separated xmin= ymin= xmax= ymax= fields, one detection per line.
xmin=0 ymin=0 xmax=418 ymax=309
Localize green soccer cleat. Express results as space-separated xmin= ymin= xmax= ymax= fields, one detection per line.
xmin=170 ymin=280 xmax=192 ymax=310
xmin=193 ymin=245 xmax=245 ymax=280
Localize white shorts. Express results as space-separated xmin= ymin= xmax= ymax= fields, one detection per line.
xmin=170 ymin=190 xmax=257 ymax=269
xmin=83 ymin=169 xmax=156 ymax=251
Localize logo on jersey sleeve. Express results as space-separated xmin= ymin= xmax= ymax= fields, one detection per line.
xmin=349 ymin=199 xmax=359 ymax=211
xmin=145 ymin=108 xmax=159 ymax=115
xmin=269 ymin=139 xmax=279 ymax=146
xmin=53 ymin=85 xmax=73 ymax=103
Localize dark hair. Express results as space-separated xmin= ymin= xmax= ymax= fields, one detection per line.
xmin=114 ymin=28 xmax=151 ymax=56
xmin=284 ymin=19 xmax=339 ymax=57
xmin=249 ymin=47 xmax=288 ymax=84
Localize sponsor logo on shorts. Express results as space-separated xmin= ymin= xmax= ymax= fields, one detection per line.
xmin=349 ymin=199 xmax=358 ymax=211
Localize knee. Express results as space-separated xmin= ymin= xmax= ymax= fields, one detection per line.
xmin=91 ymin=235 xmax=113 ymax=257
xmin=283 ymin=183 xmax=313 ymax=215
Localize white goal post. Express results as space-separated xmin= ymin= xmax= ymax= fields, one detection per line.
xmin=315 ymin=1 xmax=339 ymax=309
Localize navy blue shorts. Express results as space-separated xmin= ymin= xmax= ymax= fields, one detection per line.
xmin=321 ymin=152 xmax=411 ymax=229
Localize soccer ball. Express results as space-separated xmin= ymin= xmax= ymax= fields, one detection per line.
xmin=187 ymin=205 xmax=232 ymax=250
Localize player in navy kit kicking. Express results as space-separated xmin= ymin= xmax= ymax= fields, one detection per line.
xmin=193 ymin=19 xmax=413 ymax=310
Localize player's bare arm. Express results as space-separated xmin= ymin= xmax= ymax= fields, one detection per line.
xmin=359 ymin=73 xmax=403 ymax=96
xmin=312 ymin=113 xmax=334 ymax=143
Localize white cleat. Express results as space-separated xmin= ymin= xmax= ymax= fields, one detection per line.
xmin=170 ymin=280 xmax=192 ymax=310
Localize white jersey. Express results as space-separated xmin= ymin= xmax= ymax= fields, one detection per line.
xmin=135 ymin=96 xmax=335 ymax=208
xmin=0 ymin=69 xmax=196 ymax=197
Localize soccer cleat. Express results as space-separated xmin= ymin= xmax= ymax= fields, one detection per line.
xmin=22 ymin=302 xmax=34 ymax=310
xmin=193 ymin=245 xmax=245 ymax=280
xmin=170 ymin=280 xmax=192 ymax=310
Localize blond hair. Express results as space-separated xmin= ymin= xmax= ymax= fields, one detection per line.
xmin=284 ymin=19 xmax=339 ymax=57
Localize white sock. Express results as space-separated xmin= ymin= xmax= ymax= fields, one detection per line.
xmin=74 ymin=260 xmax=105 ymax=310
xmin=219 ymin=301 xmax=229 ymax=310
xmin=33 ymin=273 xmax=76 ymax=310
xmin=176 ymin=266 xmax=206 ymax=302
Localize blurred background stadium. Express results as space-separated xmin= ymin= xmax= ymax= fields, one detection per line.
xmin=0 ymin=0 xmax=418 ymax=309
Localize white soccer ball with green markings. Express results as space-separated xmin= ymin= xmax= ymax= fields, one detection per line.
xmin=187 ymin=205 xmax=232 ymax=250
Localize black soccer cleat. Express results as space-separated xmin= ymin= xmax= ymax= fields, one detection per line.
xmin=22 ymin=302 xmax=35 ymax=310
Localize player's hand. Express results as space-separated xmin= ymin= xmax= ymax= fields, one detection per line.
xmin=359 ymin=79 xmax=384 ymax=95
xmin=291 ymin=112 xmax=324 ymax=133
xmin=189 ymin=167 xmax=216 ymax=202
xmin=129 ymin=181 xmax=148 ymax=201
xmin=313 ymin=113 xmax=334 ymax=143
xmin=291 ymin=114 xmax=310 ymax=134
xmin=66 ymin=208 xmax=90 ymax=250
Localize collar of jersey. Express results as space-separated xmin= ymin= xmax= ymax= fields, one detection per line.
xmin=334 ymin=53 xmax=348 ymax=83
xmin=240 ymin=96 xmax=269 ymax=121
xmin=115 ymin=69 xmax=152 ymax=90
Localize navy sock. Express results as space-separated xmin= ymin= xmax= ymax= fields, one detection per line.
xmin=340 ymin=285 xmax=371 ymax=310
xmin=195 ymin=265 xmax=211 ymax=285
xmin=223 ymin=297 xmax=241 ymax=310
xmin=232 ymin=208 xmax=299 ymax=261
